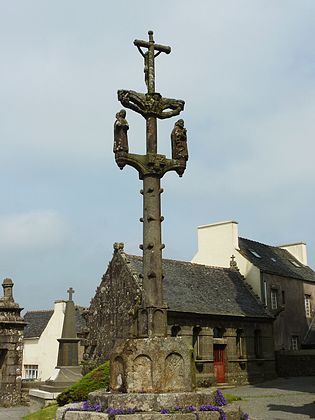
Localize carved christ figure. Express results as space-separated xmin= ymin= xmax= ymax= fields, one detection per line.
xmin=171 ymin=119 xmax=188 ymax=162
xmin=114 ymin=109 xmax=129 ymax=154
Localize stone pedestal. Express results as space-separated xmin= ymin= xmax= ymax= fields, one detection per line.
xmin=40 ymin=366 xmax=82 ymax=392
xmin=110 ymin=337 xmax=195 ymax=393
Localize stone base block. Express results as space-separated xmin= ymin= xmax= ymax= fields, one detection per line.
xmin=110 ymin=337 xmax=194 ymax=393
xmin=58 ymin=407 xmax=241 ymax=419
xmin=40 ymin=366 xmax=82 ymax=393
xmin=89 ymin=390 xmax=215 ymax=412
xmin=29 ymin=388 xmax=60 ymax=400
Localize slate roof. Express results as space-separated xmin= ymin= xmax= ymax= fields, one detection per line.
xmin=24 ymin=310 xmax=53 ymax=338
xmin=23 ymin=305 xmax=87 ymax=339
xmin=126 ymin=254 xmax=271 ymax=319
xmin=238 ymin=237 xmax=315 ymax=283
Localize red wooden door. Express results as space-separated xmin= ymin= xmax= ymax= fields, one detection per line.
xmin=214 ymin=345 xmax=225 ymax=383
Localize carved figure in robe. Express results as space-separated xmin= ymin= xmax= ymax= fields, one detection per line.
xmin=114 ymin=109 xmax=129 ymax=154
xmin=171 ymin=119 xmax=188 ymax=161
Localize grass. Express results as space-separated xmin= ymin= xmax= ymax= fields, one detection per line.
xmin=56 ymin=361 xmax=110 ymax=406
xmin=224 ymin=392 xmax=242 ymax=403
xmin=22 ymin=403 xmax=58 ymax=420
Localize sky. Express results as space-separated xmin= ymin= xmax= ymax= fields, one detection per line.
xmin=1 ymin=1 xmax=315 ymax=311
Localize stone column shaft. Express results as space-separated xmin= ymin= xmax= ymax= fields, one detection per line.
xmin=142 ymin=175 xmax=163 ymax=308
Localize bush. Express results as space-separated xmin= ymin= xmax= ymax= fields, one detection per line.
xmin=56 ymin=361 xmax=110 ymax=406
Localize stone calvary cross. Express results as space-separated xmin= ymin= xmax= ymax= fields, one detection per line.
xmin=113 ymin=31 xmax=188 ymax=339
xmin=111 ymin=31 xmax=193 ymax=394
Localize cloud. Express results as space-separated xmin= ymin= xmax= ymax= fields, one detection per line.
xmin=0 ymin=210 xmax=68 ymax=253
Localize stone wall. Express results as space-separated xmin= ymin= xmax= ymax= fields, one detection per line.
xmin=0 ymin=279 xmax=26 ymax=406
xmin=84 ymin=250 xmax=141 ymax=370
xmin=276 ymin=349 xmax=315 ymax=377
xmin=168 ymin=313 xmax=276 ymax=386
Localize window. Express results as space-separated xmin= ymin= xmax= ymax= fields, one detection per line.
xmin=281 ymin=291 xmax=285 ymax=305
xmin=291 ymin=336 xmax=299 ymax=351
xmin=24 ymin=365 xmax=38 ymax=380
xmin=236 ymin=329 xmax=244 ymax=358
xmin=271 ymin=289 xmax=278 ymax=310
xmin=213 ymin=327 xmax=224 ymax=338
xmin=305 ymin=295 xmax=311 ymax=318
xmin=249 ymin=249 xmax=261 ymax=258
xmin=290 ymin=259 xmax=301 ymax=268
xmin=171 ymin=325 xmax=181 ymax=337
xmin=254 ymin=329 xmax=263 ymax=358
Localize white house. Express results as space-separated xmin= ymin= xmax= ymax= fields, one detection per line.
xmin=22 ymin=301 xmax=66 ymax=381
xmin=22 ymin=301 xmax=86 ymax=381
xmin=192 ymin=220 xmax=315 ymax=350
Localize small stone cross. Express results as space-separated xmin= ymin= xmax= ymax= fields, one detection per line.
xmin=67 ymin=287 xmax=75 ymax=301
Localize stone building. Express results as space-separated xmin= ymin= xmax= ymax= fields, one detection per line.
xmin=85 ymin=245 xmax=276 ymax=386
xmin=0 ymin=278 xmax=26 ymax=406
xmin=192 ymin=220 xmax=315 ymax=351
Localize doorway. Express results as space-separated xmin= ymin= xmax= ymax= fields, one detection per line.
xmin=213 ymin=344 xmax=225 ymax=383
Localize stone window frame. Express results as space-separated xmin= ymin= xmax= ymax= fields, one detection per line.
xmin=270 ymin=288 xmax=278 ymax=310
xmin=24 ymin=364 xmax=38 ymax=380
xmin=291 ymin=335 xmax=299 ymax=351
xmin=236 ymin=329 xmax=245 ymax=359
xmin=304 ymin=294 xmax=312 ymax=318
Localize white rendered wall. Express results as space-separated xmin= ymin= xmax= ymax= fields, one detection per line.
xmin=279 ymin=242 xmax=308 ymax=265
xmin=192 ymin=221 xmax=240 ymax=267
xmin=192 ymin=220 xmax=262 ymax=298
xmin=22 ymin=301 xmax=66 ymax=381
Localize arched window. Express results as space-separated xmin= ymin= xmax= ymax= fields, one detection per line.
xmin=213 ymin=327 xmax=224 ymax=338
xmin=171 ymin=325 xmax=181 ymax=337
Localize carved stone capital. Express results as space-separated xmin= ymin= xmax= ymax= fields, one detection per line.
xmin=115 ymin=152 xmax=186 ymax=179
xmin=118 ymin=90 xmax=185 ymax=120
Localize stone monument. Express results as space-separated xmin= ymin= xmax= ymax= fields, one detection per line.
xmin=110 ymin=31 xmax=194 ymax=395
xmin=0 ymin=278 xmax=26 ymax=406
xmin=39 ymin=287 xmax=82 ymax=393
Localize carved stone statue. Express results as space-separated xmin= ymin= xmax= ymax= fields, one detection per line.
xmin=114 ymin=109 xmax=129 ymax=154
xmin=171 ymin=119 xmax=188 ymax=161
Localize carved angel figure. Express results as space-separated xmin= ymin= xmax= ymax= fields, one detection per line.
xmin=113 ymin=109 xmax=129 ymax=154
xmin=171 ymin=119 xmax=188 ymax=161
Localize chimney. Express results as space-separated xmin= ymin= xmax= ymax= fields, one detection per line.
xmin=192 ymin=220 xmax=239 ymax=267
xmin=279 ymin=242 xmax=308 ymax=265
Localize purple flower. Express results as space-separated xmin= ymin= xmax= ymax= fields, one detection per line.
xmin=160 ymin=408 xmax=170 ymax=414
xmin=241 ymin=411 xmax=249 ymax=420
xmin=185 ymin=405 xmax=196 ymax=412
xmin=215 ymin=389 xmax=227 ymax=406
xmin=199 ymin=404 xmax=226 ymax=420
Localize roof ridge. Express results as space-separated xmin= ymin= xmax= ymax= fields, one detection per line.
xmin=125 ymin=253 xmax=236 ymax=272
xmin=24 ymin=309 xmax=53 ymax=313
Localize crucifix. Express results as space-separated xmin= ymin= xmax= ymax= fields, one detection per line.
xmin=67 ymin=287 xmax=74 ymax=301
xmin=114 ymin=31 xmax=188 ymax=337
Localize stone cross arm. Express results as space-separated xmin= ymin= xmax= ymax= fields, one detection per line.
xmin=134 ymin=39 xmax=171 ymax=56
xmin=67 ymin=287 xmax=75 ymax=301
